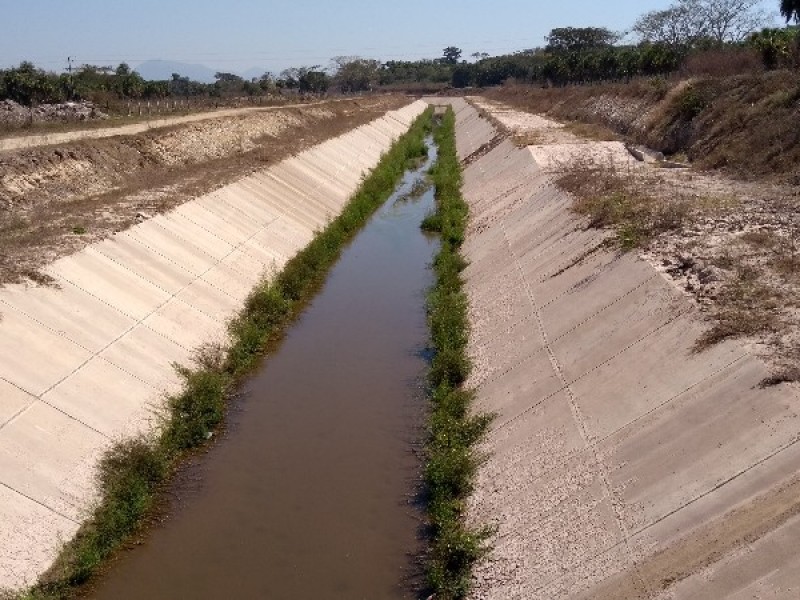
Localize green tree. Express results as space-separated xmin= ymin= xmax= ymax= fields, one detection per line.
xmin=298 ymin=70 xmax=329 ymax=93
xmin=331 ymin=56 xmax=380 ymax=92
xmin=545 ymin=27 xmax=620 ymax=52
xmin=214 ymin=72 xmax=243 ymax=83
xmin=782 ymin=0 xmax=800 ymax=22
xmin=451 ymin=64 xmax=473 ymax=87
xmin=748 ymin=26 xmax=799 ymax=67
xmin=442 ymin=46 xmax=463 ymax=64
xmin=114 ymin=63 xmax=144 ymax=98
xmin=0 ymin=61 xmax=64 ymax=105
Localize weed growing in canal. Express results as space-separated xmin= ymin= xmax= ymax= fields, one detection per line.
xmin=15 ymin=108 xmax=433 ymax=600
xmin=423 ymin=107 xmax=494 ymax=600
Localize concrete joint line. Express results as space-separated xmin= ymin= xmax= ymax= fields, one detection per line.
xmin=40 ymin=397 xmax=110 ymax=440
xmin=147 ymin=211 xmax=290 ymax=285
xmin=636 ymin=431 xmax=800 ymax=538
xmin=38 ymin=213 xmax=282 ymax=401
xmin=547 ymin=273 xmax=662 ymax=342
xmin=523 ymin=229 xmax=604 ymax=281
xmin=567 ymin=315 xmax=730 ymax=395
xmin=263 ymin=172 xmax=330 ymax=213
xmin=535 ymin=236 xmax=615 ymax=286
xmin=0 ymin=481 xmax=80 ymax=526
xmin=499 ymin=218 xmax=641 ymax=574
xmin=0 ymin=373 xmax=108 ymax=440
xmin=487 ymin=352 xmax=752 ymax=496
xmin=149 ymin=216 xmax=235 ymax=258
xmin=530 ymin=431 xmax=800 ymax=596
xmin=476 ymin=342 xmax=547 ymax=391
xmin=104 ymin=211 xmax=277 ymax=314
xmin=243 ymin=179 xmax=326 ymax=230
xmin=586 ymin=352 xmax=751 ymax=449
xmin=0 ymin=377 xmax=37 ymax=432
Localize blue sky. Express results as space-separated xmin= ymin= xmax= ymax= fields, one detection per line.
xmin=0 ymin=0 xmax=781 ymax=75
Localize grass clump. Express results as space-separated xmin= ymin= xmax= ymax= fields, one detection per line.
xmin=557 ymin=157 xmax=690 ymax=250
xmin=423 ymin=107 xmax=493 ymax=599
xmin=15 ymin=107 xmax=433 ymax=600
xmin=694 ymin=264 xmax=783 ymax=351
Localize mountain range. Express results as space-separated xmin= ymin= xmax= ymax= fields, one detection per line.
xmin=134 ymin=60 xmax=271 ymax=83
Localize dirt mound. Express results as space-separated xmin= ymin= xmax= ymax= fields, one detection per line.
xmin=0 ymin=100 xmax=108 ymax=126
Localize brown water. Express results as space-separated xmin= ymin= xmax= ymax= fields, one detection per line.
xmin=89 ymin=141 xmax=438 ymax=599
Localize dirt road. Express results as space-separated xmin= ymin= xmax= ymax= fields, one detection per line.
xmin=0 ymin=99 xmax=351 ymax=153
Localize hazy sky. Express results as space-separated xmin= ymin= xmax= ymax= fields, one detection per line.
xmin=0 ymin=0 xmax=781 ymax=75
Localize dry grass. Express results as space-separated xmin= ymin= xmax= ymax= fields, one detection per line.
xmin=562 ymin=121 xmax=619 ymax=142
xmin=557 ymin=157 xmax=690 ymax=250
xmin=680 ymin=47 xmax=763 ymax=78
xmin=694 ymin=265 xmax=784 ymax=351
xmin=510 ymin=131 xmax=544 ymax=147
xmin=557 ymin=157 xmax=792 ymax=355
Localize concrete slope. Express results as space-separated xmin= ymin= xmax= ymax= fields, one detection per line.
xmin=0 ymin=99 xmax=428 ymax=590
xmin=444 ymin=100 xmax=800 ymax=599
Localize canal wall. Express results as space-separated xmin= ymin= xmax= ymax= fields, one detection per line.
xmin=443 ymin=98 xmax=800 ymax=598
xmin=0 ymin=99 xmax=427 ymax=590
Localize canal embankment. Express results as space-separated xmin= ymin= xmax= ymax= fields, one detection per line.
xmin=447 ymin=97 xmax=800 ymax=598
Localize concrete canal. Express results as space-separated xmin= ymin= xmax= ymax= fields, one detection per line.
xmin=89 ymin=139 xmax=439 ymax=599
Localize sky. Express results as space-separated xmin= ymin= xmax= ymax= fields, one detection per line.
xmin=0 ymin=0 xmax=782 ymax=76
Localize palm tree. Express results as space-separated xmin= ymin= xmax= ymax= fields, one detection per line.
xmin=781 ymin=0 xmax=800 ymax=22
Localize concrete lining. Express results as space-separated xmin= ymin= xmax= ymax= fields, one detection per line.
xmin=0 ymin=99 xmax=428 ymax=589
xmin=437 ymin=99 xmax=800 ymax=599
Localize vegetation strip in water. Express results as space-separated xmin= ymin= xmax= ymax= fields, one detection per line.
xmin=14 ymin=107 xmax=433 ymax=600
xmin=423 ymin=107 xmax=493 ymax=599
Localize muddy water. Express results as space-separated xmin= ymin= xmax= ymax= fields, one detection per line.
xmin=89 ymin=142 xmax=438 ymax=599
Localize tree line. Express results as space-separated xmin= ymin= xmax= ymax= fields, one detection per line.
xmin=2 ymin=0 xmax=799 ymax=108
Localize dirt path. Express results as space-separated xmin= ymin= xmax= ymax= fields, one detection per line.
xmin=0 ymin=99 xmax=350 ymax=153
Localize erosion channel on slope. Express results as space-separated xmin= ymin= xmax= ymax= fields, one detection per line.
xmin=86 ymin=138 xmax=439 ymax=599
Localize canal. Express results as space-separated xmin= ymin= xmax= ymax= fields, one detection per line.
xmin=89 ymin=137 xmax=439 ymax=599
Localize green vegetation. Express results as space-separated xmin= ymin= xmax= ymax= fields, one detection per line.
xmin=423 ymin=108 xmax=493 ymax=599
xmin=781 ymin=0 xmax=800 ymax=23
xmin=14 ymin=108 xmax=433 ymax=600
xmin=0 ymin=61 xmax=281 ymax=109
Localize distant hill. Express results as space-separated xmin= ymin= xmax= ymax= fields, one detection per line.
xmin=134 ymin=60 xmax=219 ymax=83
